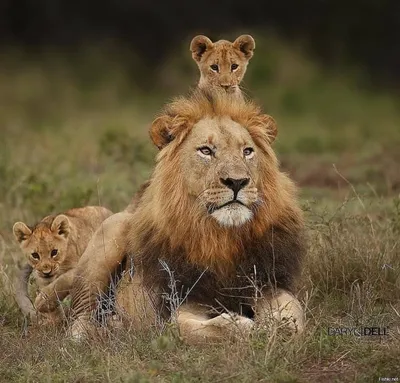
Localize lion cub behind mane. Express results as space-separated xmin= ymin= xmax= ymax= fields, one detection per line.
xmin=13 ymin=206 xmax=112 ymax=321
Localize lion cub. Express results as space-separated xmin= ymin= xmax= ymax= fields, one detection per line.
xmin=13 ymin=206 xmax=112 ymax=320
xmin=190 ymin=34 xmax=255 ymax=96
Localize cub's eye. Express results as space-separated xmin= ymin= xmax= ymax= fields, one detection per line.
xmin=210 ymin=64 xmax=219 ymax=72
xmin=51 ymin=249 xmax=58 ymax=257
xmin=31 ymin=252 xmax=40 ymax=260
xmin=243 ymin=147 xmax=254 ymax=158
xmin=197 ymin=146 xmax=213 ymax=156
xmin=231 ymin=63 xmax=239 ymax=71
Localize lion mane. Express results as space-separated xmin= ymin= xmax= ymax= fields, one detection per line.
xmin=134 ymin=91 xmax=304 ymax=299
xmin=70 ymin=89 xmax=306 ymax=340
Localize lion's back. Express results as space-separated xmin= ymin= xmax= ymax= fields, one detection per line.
xmin=65 ymin=206 xmax=112 ymax=227
xmin=63 ymin=206 xmax=113 ymax=252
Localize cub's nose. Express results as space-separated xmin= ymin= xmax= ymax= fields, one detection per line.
xmin=220 ymin=84 xmax=231 ymax=90
xmin=220 ymin=177 xmax=250 ymax=197
xmin=42 ymin=270 xmax=52 ymax=277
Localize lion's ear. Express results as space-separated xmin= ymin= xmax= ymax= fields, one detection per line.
xmin=13 ymin=222 xmax=32 ymax=243
xmin=190 ymin=35 xmax=213 ymax=62
xmin=150 ymin=115 xmax=188 ymax=150
xmin=51 ymin=215 xmax=70 ymax=238
xmin=150 ymin=115 xmax=175 ymax=150
xmin=233 ymin=35 xmax=255 ymax=59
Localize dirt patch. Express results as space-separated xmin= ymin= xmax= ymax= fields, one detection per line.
xmin=281 ymin=146 xmax=400 ymax=193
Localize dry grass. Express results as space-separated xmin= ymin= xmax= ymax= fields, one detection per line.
xmin=1 ymin=36 xmax=400 ymax=382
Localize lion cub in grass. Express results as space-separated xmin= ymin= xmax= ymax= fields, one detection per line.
xmin=13 ymin=206 xmax=112 ymax=322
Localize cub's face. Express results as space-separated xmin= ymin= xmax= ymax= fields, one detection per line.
xmin=190 ymin=35 xmax=255 ymax=94
xmin=13 ymin=215 xmax=70 ymax=281
xmin=180 ymin=117 xmax=262 ymax=227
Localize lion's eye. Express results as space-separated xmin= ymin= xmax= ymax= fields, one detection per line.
xmin=51 ymin=249 xmax=58 ymax=257
xmin=231 ymin=63 xmax=239 ymax=71
xmin=31 ymin=252 xmax=40 ymax=260
xmin=197 ymin=146 xmax=213 ymax=156
xmin=243 ymin=147 xmax=254 ymax=157
xmin=210 ymin=64 xmax=219 ymax=72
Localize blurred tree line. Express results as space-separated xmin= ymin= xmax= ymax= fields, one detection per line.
xmin=0 ymin=0 xmax=399 ymax=89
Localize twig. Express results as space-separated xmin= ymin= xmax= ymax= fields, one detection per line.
xmin=329 ymin=350 xmax=351 ymax=368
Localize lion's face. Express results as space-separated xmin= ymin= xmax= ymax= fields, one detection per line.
xmin=150 ymin=91 xmax=278 ymax=231
xmin=190 ymin=35 xmax=255 ymax=94
xmin=178 ymin=117 xmax=263 ymax=227
xmin=13 ymin=215 xmax=71 ymax=280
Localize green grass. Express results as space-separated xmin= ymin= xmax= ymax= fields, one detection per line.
xmin=1 ymin=35 xmax=400 ymax=382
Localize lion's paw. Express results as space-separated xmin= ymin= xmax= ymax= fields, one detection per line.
xmin=271 ymin=301 xmax=304 ymax=334
xmin=210 ymin=312 xmax=254 ymax=333
xmin=257 ymin=291 xmax=305 ymax=334
xmin=272 ymin=310 xmax=303 ymax=333
xmin=68 ymin=318 xmax=96 ymax=341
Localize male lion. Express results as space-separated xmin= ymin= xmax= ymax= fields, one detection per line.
xmin=70 ymin=89 xmax=306 ymax=342
xmin=13 ymin=206 xmax=113 ymax=322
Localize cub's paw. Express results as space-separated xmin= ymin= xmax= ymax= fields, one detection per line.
xmin=34 ymin=291 xmax=58 ymax=313
xmin=37 ymin=310 xmax=64 ymax=326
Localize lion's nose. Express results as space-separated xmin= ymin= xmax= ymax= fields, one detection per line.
xmin=220 ymin=84 xmax=231 ymax=90
xmin=220 ymin=177 xmax=250 ymax=197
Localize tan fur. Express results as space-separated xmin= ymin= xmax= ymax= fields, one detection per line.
xmin=70 ymin=90 xmax=305 ymax=342
xmin=13 ymin=206 xmax=113 ymax=320
xmin=190 ymin=34 xmax=255 ymax=95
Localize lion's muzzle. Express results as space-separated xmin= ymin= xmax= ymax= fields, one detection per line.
xmin=204 ymin=178 xmax=256 ymax=227
xmin=219 ymin=177 xmax=250 ymax=199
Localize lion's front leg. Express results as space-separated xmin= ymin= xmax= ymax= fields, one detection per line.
xmin=69 ymin=212 xmax=132 ymax=340
xmin=176 ymin=304 xmax=254 ymax=343
xmin=254 ymin=288 xmax=305 ymax=333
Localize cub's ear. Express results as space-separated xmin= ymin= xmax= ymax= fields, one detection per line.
xmin=150 ymin=114 xmax=188 ymax=150
xmin=13 ymin=222 xmax=32 ymax=243
xmin=190 ymin=35 xmax=213 ymax=62
xmin=233 ymin=35 xmax=256 ymax=59
xmin=51 ymin=215 xmax=70 ymax=238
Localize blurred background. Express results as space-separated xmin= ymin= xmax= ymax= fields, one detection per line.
xmin=0 ymin=0 xmax=399 ymax=224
